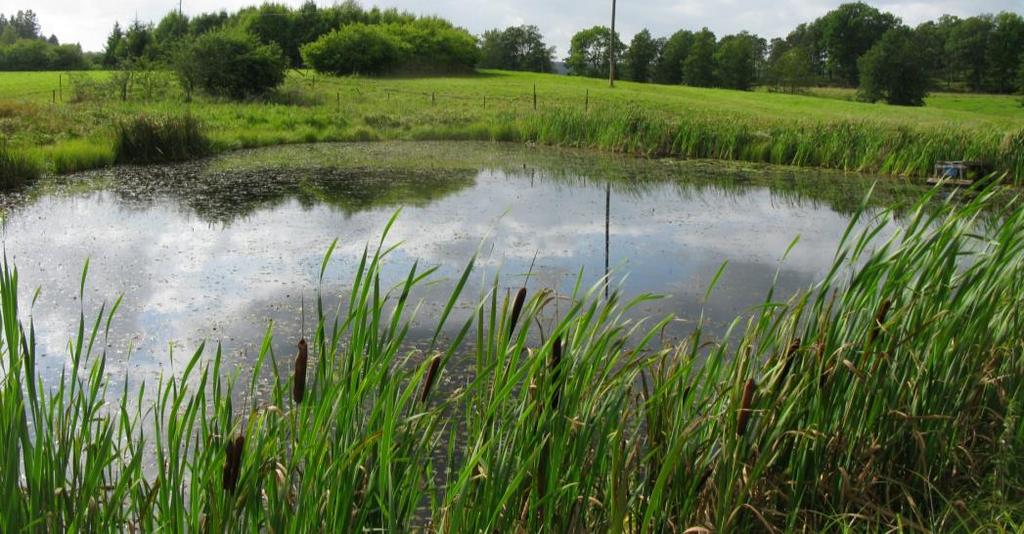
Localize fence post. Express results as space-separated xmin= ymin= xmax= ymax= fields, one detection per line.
xmin=533 ymin=84 xmax=537 ymax=110
xmin=483 ymin=95 xmax=487 ymax=108
xmin=337 ymin=91 xmax=340 ymax=112
xmin=585 ymin=89 xmax=589 ymax=112
xmin=431 ymin=92 xmax=436 ymax=105
xmin=59 ymin=74 xmax=63 ymax=102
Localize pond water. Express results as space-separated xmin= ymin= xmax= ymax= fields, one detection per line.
xmin=0 ymin=142 xmax=926 ymax=389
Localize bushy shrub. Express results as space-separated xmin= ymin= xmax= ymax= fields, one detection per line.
xmin=387 ymin=18 xmax=479 ymax=73
xmin=178 ymin=30 xmax=287 ymax=100
xmin=113 ymin=115 xmax=212 ymax=164
xmin=302 ymin=18 xmax=478 ymax=76
xmin=301 ymin=23 xmax=405 ymax=75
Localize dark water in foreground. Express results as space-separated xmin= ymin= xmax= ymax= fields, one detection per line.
xmin=0 ymin=142 xmax=925 ymax=389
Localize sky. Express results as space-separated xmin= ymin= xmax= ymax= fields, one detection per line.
xmin=16 ymin=0 xmax=1024 ymax=54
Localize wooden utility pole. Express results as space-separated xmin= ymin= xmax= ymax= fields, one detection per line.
xmin=609 ymin=0 xmax=617 ymax=87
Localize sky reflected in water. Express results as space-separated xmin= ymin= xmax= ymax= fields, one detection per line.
xmin=0 ymin=142 xmax=922 ymax=390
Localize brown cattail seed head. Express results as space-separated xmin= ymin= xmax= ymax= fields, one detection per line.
xmin=293 ymin=339 xmax=308 ymax=404
xmin=508 ymin=287 xmax=527 ymax=339
xmin=222 ymin=433 xmax=245 ymax=493
xmin=737 ymin=379 xmax=756 ymax=437
xmin=420 ymin=355 xmax=442 ymax=404
xmin=868 ymin=299 xmax=892 ymax=346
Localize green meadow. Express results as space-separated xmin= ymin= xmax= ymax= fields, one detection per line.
xmin=2 ymin=69 xmax=1023 ymax=182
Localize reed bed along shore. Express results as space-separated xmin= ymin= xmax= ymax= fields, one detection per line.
xmin=2 ymin=189 xmax=1023 ymax=531
xmin=1 ymin=70 xmax=1023 ymax=187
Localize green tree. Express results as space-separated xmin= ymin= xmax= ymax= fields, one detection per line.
xmin=479 ymin=25 xmax=554 ymax=73
xmin=180 ymin=30 xmax=287 ymax=99
xmin=623 ymin=29 xmax=659 ymax=82
xmin=293 ymin=1 xmax=333 ymax=52
xmin=103 ymin=22 xmax=125 ymax=67
xmin=652 ymin=30 xmax=692 ymax=84
xmin=124 ymin=20 xmax=155 ymax=60
xmin=301 ymin=24 xmax=405 ymax=75
xmin=239 ymin=3 xmax=299 ymax=67
xmin=913 ymin=19 xmax=951 ymax=89
xmin=858 ymin=26 xmax=928 ymax=106
xmin=0 ymin=39 xmax=53 ymax=70
xmin=565 ymin=26 xmax=624 ymax=78
xmin=51 ymin=43 xmax=88 ymax=70
xmin=714 ymin=32 xmax=763 ymax=90
xmin=154 ymin=12 xmax=190 ymax=46
xmin=817 ymin=2 xmax=900 ymax=86
xmin=189 ymin=11 xmax=229 ymax=36
xmin=0 ymin=26 xmax=16 ymax=46
xmin=8 ymin=10 xmax=39 ymax=39
xmin=682 ymin=28 xmax=716 ymax=87
xmin=1019 ymin=58 xmax=1024 ymax=94
xmin=946 ymin=16 xmax=994 ymax=92
xmin=768 ymin=46 xmax=815 ymax=92
xmin=987 ymin=12 xmax=1024 ymax=93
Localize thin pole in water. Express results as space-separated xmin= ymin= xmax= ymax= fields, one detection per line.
xmin=605 ymin=182 xmax=611 ymax=300
xmin=609 ymin=0 xmax=617 ymax=88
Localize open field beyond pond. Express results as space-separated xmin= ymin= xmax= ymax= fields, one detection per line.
xmin=1 ymin=69 xmax=1023 ymax=181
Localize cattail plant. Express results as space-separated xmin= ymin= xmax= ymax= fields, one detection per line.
xmin=293 ymin=339 xmax=308 ymax=404
xmin=737 ymin=379 xmax=756 ymax=437
xmin=222 ymin=433 xmax=245 ymax=494
xmin=420 ymin=355 xmax=442 ymax=405
xmin=550 ymin=336 xmax=563 ymax=411
xmin=508 ymin=287 xmax=527 ymax=340
xmin=867 ymin=299 xmax=893 ymax=346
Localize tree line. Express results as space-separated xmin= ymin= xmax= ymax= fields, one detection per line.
xmin=0 ymin=10 xmax=90 ymax=71
xmin=562 ymin=2 xmax=1024 ymax=105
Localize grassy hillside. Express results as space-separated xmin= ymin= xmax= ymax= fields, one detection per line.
xmin=1 ymin=69 xmax=1023 ymax=180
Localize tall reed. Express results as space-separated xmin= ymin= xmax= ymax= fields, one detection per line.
xmin=0 ymin=142 xmax=40 ymax=189
xmin=113 ymin=114 xmax=212 ymax=165
xmin=1 ymin=189 xmax=1022 ymax=531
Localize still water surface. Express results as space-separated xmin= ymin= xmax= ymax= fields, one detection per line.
xmin=0 ymin=142 xmax=923 ymax=388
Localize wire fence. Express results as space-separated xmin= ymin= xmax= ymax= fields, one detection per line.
xmin=1 ymin=74 xmax=599 ymax=112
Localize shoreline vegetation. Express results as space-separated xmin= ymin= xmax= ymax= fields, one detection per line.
xmin=1 ymin=70 xmax=1023 ymax=188
xmin=2 ymin=189 xmax=1022 ymax=531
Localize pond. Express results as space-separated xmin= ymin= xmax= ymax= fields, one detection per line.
xmin=0 ymin=142 xmax=926 ymax=391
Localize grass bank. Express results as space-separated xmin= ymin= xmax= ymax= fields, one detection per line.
xmin=1 ymin=70 xmax=1022 ymax=185
xmin=1 ymin=188 xmax=1022 ymax=530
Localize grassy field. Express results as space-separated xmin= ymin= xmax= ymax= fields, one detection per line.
xmin=1 ymin=69 xmax=1023 ymax=181
xmin=2 ymin=186 xmax=1022 ymax=531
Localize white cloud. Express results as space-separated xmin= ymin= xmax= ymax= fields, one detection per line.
xmin=20 ymin=0 xmax=1022 ymax=55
